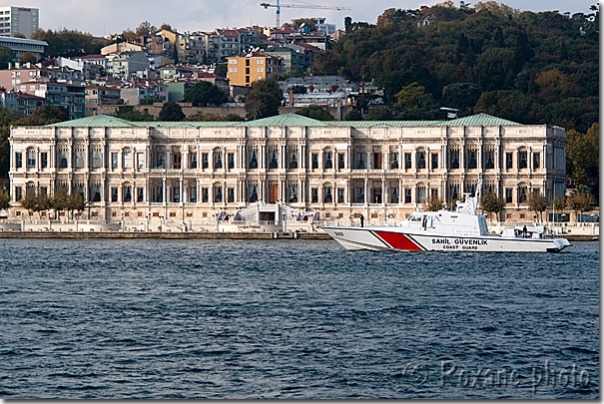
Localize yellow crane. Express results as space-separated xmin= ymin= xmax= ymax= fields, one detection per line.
xmin=260 ymin=0 xmax=350 ymax=28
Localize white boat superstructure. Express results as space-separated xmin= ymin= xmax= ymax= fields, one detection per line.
xmin=322 ymin=182 xmax=571 ymax=253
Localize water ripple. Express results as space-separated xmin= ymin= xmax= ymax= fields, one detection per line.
xmin=0 ymin=239 xmax=598 ymax=399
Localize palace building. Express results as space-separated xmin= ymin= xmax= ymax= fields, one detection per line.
xmin=9 ymin=113 xmax=567 ymax=223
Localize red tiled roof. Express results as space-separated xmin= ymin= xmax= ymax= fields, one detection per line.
xmin=216 ymin=29 xmax=239 ymax=36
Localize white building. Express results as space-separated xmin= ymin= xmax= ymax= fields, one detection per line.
xmin=0 ymin=6 xmax=39 ymax=38
xmin=9 ymin=113 xmax=567 ymax=224
xmin=0 ymin=36 xmax=46 ymax=61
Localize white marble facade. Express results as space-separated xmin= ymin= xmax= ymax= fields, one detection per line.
xmin=9 ymin=115 xmax=567 ymax=223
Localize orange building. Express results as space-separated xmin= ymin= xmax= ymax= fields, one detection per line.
xmin=226 ymin=52 xmax=283 ymax=87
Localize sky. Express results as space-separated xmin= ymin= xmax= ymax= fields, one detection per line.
xmin=1 ymin=0 xmax=597 ymax=36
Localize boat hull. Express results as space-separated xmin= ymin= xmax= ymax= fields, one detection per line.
xmin=321 ymin=226 xmax=570 ymax=253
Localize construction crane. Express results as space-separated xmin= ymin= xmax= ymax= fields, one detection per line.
xmin=260 ymin=0 xmax=350 ymax=28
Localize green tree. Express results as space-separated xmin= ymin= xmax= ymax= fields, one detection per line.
xmin=183 ymin=81 xmax=228 ymax=107
xmin=33 ymin=105 xmax=69 ymax=122
xmin=566 ymin=123 xmax=599 ymax=182
xmin=0 ymin=45 xmax=15 ymax=69
xmin=344 ymin=109 xmax=363 ymax=120
xmin=527 ymin=192 xmax=548 ymax=221
xmin=113 ymin=106 xmax=154 ymax=121
xmin=159 ymin=23 xmax=173 ymax=31
xmin=19 ymin=191 xmax=38 ymax=212
xmin=0 ymin=187 xmax=10 ymax=211
xmin=213 ymin=63 xmax=227 ymax=78
xmin=441 ymin=83 xmax=482 ymax=111
xmin=51 ymin=187 xmax=70 ymax=213
xmin=68 ymin=191 xmax=86 ymax=214
xmin=492 ymin=26 xmax=505 ymax=47
xmin=475 ymin=48 xmax=517 ymax=91
xmin=31 ymin=28 xmax=103 ymax=58
xmin=19 ymin=51 xmax=37 ymax=64
xmin=550 ymin=194 xmax=566 ymax=211
xmin=158 ymin=102 xmax=185 ymax=121
xmin=135 ymin=21 xmax=157 ymax=36
xmin=295 ymin=106 xmax=335 ymax=121
xmin=364 ymin=107 xmax=394 ymax=120
xmin=480 ymin=193 xmax=506 ymax=222
xmin=244 ymin=79 xmax=283 ymax=120
xmin=121 ymin=29 xmax=137 ymax=43
xmin=567 ymin=188 xmax=596 ymax=222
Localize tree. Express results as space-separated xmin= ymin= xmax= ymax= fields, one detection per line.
xmin=114 ymin=106 xmax=154 ymax=121
xmin=364 ymin=107 xmax=394 ymax=120
xmin=51 ymin=187 xmax=70 ymax=214
xmin=121 ymin=29 xmax=137 ymax=43
xmin=0 ymin=187 xmax=9 ymax=211
xmin=567 ymin=188 xmax=596 ymax=222
xmin=19 ymin=191 xmax=37 ymax=212
xmin=344 ymin=109 xmax=364 ymax=120
xmin=183 ymin=81 xmax=228 ymax=107
xmin=159 ymin=23 xmax=173 ymax=31
xmin=394 ymin=82 xmax=435 ymax=115
xmin=244 ymin=79 xmax=283 ymax=120
xmin=423 ymin=197 xmax=444 ymax=212
xmin=527 ymin=192 xmax=548 ymax=222
xmin=135 ymin=21 xmax=157 ymax=36
xmin=295 ymin=106 xmax=335 ymax=121
xmin=213 ymin=63 xmax=227 ymax=78
xmin=19 ymin=52 xmax=37 ymax=64
xmin=566 ymin=123 xmax=599 ymax=183
xmin=0 ymin=45 xmax=15 ymax=69
xmin=31 ymin=28 xmax=103 ymax=58
xmin=492 ymin=26 xmax=505 ymax=47
xmin=550 ymin=194 xmax=566 ymax=211
xmin=13 ymin=33 xmax=25 ymax=39
xmin=33 ymin=105 xmax=69 ymax=122
xmin=158 ymin=102 xmax=185 ymax=121
xmin=441 ymin=83 xmax=482 ymax=111
xmin=68 ymin=191 xmax=86 ymax=214
xmin=480 ymin=193 xmax=506 ymax=222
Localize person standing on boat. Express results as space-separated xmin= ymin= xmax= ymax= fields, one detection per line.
xmin=522 ymin=225 xmax=527 ymax=238
xmin=360 ymin=214 xmax=364 ymax=227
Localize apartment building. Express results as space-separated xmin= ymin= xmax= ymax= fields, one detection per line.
xmin=85 ymin=84 xmax=122 ymax=116
xmin=216 ymin=29 xmax=241 ymax=61
xmin=9 ymin=113 xmax=567 ymax=223
xmin=109 ymin=52 xmax=151 ymax=80
xmin=0 ymin=36 xmax=46 ymax=61
xmin=0 ymin=6 xmax=39 ymax=38
xmin=227 ymin=52 xmax=283 ymax=87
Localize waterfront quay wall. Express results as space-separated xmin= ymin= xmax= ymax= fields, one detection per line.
xmin=0 ymin=230 xmax=332 ymax=240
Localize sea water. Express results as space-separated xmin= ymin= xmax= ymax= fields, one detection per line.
xmin=0 ymin=239 xmax=598 ymax=399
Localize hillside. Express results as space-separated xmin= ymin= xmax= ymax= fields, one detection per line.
xmin=312 ymin=1 xmax=599 ymax=133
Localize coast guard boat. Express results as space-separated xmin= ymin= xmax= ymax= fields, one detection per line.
xmin=321 ymin=183 xmax=570 ymax=253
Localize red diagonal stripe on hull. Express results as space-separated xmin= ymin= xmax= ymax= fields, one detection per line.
xmin=374 ymin=231 xmax=423 ymax=251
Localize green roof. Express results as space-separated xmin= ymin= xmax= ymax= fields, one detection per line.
xmin=442 ymin=113 xmax=521 ymax=127
xmin=48 ymin=115 xmax=139 ymax=127
xmin=44 ymin=113 xmax=520 ymax=128
xmin=245 ymin=114 xmax=331 ymax=127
